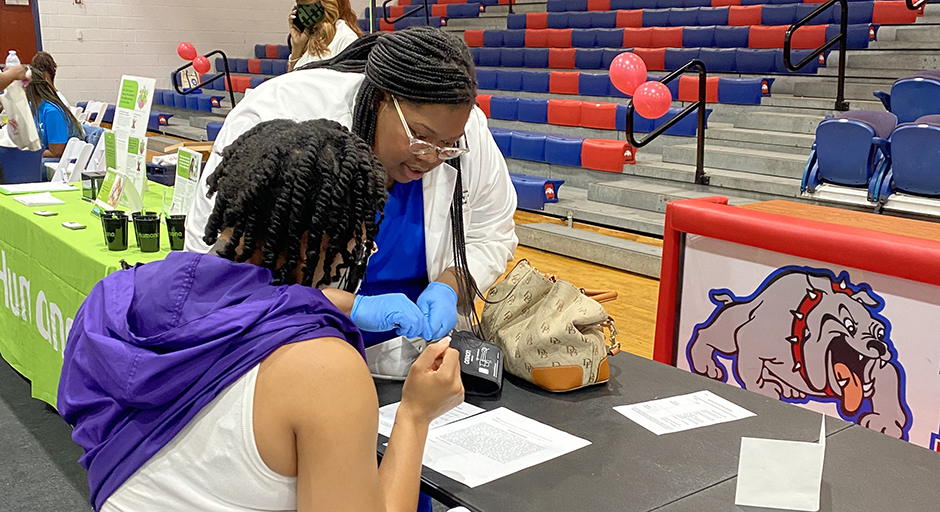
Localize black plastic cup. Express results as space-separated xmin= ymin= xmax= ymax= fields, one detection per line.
xmin=165 ymin=215 xmax=186 ymax=251
xmin=131 ymin=212 xmax=146 ymax=247
xmin=102 ymin=210 xmax=126 ymax=219
xmin=100 ymin=216 xmax=128 ymax=251
xmin=134 ymin=215 xmax=161 ymax=253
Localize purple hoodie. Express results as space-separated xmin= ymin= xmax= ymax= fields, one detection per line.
xmin=57 ymin=251 xmax=364 ymax=511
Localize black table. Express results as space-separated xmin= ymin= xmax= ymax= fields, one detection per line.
xmin=375 ymin=352 xmax=866 ymax=512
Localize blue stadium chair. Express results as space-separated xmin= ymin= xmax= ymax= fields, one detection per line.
xmin=524 ymin=48 xmax=550 ymax=68
xmin=878 ymin=116 xmax=940 ymax=201
xmin=548 ymin=12 xmax=570 ymax=28
xmin=547 ymin=0 xmax=567 ymax=11
xmin=173 ymin=92 xmax=188 ymax=109
xmin=668 ymin=8 xmax=699 ymax=27
xmin=249 ymin=77 xmax=266 ymax=89
xmin=511 ymin=132 xmax=547 ymax=162
xmin=715 ymin=26 xmax=749 ymax=48
xmin=477 ymin=68 xmax=498 ymax=89
xmin=449 ymin=3 xmax=482 ymax=17
xmin=683 ymin=26 xmax=716 ymax=48
xmin=490 ymin=96 xmax=520 ymax=120
xmin=735 ymin=48 xmax=776 ymax=73
xmin=841 ymin=1 xmax=874 ymax=24
xmin=215 ymin=57 xmax=225 ymax=73
xmin=576 ymin=48 xmax=605 ymax=69
xmin=665 ymin=48 xmax=700 ymax=70
xmin=185 ymin=95 xmax=200 ymax=111
xmin=683 ymin=0 xmax=711 ymax=7
xmin=504 ymin=30 xmax=527 ymax=47
xmin=260 ymin=59 xmax=274 ymax=75
xmin=153 ymin=90 xmax=164 ymax=105
xmin=277 ymin=45 xmax=290 ymax=59
xmin=698 ymin=48 xmax=736 ymax=72
xmin=661 ymin=107 xmax=712 ymax=136
xmin=874 ymin=73 xmax=940 ymax=124
xmin=569 ymin=12 xmax=595 ymax=28
xmin=511 ymin=174 xmax=567 ymax=209
xmin=501 ymin=48 xmax=526 ymax=67
xmin=0 ymin=147 xmax=44 ymax=184
xmin=633 ymin=0 xmax=659 ymax=8
xmin=648 ymin=74 xmax=680 ymax=98
xmin=358 ymin=19 xmax=370 ymax=32
xmin=470 ymin=48 xmax=481 ymax=66
xmin=717 ymin=77 xmax=764 ymax=105
xmin=827 ymin=24 xmax=870 ymax=50
xmin=592 ymin=11 xmax=618 ymax=28
xmin=497 ymin=70 xmax=524 ymax=91
xmin=566 ymin=0 xmax=589 ymax=11
xmin=517 ymin=98 xmax=550 ymax=123
xmin=507 ymin=13 xmax=527 ymax=29
xmin=478 ymin=48 xmax=502 ymax=66
xmin=254 ymin=44 xmax=266 ymax=59
xmin=483 ymin=30 xmax=505 ymax=47
xmin=643 ymin=9 xmax=671 ymax=27
xmin=775 ymin=49 xmax=818 ymax=74
xmin=271 ymin=60 xmax=288 ymax=75
xmin=617 ymin=105 xmax=657 ymax=133
xmin=803 ymin=111 xmax=895 ymax=199
xmin=490 ymin=127 xmax=513 ymax=156
xmin=608 ymin=72 xmax=630 ymax=98
xmin=206 ymin=122 xmax=224 ymax=142
xmin=234 ymin=59 xmax=248 ymax=73
xmin=762 ymin=4 xmax=797 ymax=25
xmin=658 ymin=0 xmax=685 ymax=8
xmin=602 ymin=49 xmax=627 ymax=69
xmin=595 ymin=28 xmax=626 ymax=48
xmin=697 ymin=6 xmax=729 ymax=25
xmin=522 ymin=70 xmax=552 ymax=92
xmin=580 ymin=72 xmax=611 ymax=95
xmin=796 ymin=3 xmax=834 ymax=25
xmin=544 ymin=136 xmax=584 ymax=167
xmin=611 ymin=0 xmax=637 ymax=8
xmin=572 ymin=29 xmax=598 ymax=47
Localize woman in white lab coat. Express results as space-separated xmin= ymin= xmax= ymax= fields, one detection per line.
xmin=185 ymin=27 xmax=518 ymax=347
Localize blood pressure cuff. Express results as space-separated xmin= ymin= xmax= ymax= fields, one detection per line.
xmin=449 ymin=331 xmax=503 ymax=397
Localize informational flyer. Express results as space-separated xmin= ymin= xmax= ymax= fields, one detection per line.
xmin=168 ymin=148 xmax=203 ymax=215
xmin=95 ymin=130 xmax=143 ymax=212
xmin=613 ymin=390 xmax=755 ymax=435
xmin=112 ymin=75 xmax=155 ymax=139
xmin=378 ymin=402 xmax=484 ymax=439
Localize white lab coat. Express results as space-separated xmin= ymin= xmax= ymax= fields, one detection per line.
xmin=184 ymin=69 xmax=518 ymax=292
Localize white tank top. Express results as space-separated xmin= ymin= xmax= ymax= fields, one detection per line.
xmin=101 ymin=365 xmax=298 ymax=512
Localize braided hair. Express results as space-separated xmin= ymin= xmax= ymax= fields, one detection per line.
xmin=203 ymin=119 xmax=387 ymax=287
xmin=301 ymin=27 xmax=489 ymax=332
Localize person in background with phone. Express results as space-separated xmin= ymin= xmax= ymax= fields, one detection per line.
xmin=59 ymin=119 xmax=465 ymax=512
xmin=288 ymin=0 xmax=362 ymax=72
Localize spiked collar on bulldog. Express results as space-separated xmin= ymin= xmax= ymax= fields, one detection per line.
xmin=788 ymin=279 xmax=855 ymax=397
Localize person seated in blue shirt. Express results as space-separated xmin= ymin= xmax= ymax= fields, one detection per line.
xmin=26 ymin=68 xmax=83 ymax=159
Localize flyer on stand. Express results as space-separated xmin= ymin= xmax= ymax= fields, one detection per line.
xmin=169 ymin=148 xmax=203 ymax=215
xmin=119 ymin=134 xmax=148 ymax=194
xmin=112 ymin=76 xmax=156 ymax=139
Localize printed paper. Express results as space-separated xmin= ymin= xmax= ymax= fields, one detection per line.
xmin=614 ymin=390 xmax=755 ymax=435
xmin=378 ymin=401 xmax=484 ymax=439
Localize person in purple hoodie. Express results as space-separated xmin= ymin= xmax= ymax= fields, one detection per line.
xmin=58 ymin=119 xmax=465 ymax=512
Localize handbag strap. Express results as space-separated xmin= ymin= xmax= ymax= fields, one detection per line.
xmin=603 ymin=317 xmax=621 ymax=356
xmin=582 ymin=289 xmax=618 ymax=303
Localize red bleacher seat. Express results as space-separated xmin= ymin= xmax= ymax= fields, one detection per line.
xmin=748 ymin=25 xmax=788 ymax=49
xmin=678 ymin=76 xmax=720 ymax=103
xmin=247 ymin=59 xmax=261 ymax=74
xmin=616 ymin=9 xmax=644 ymax=28
xmin=399 ymin=0 xmax=411 ymax=4
xmin=527 ymin=12 xmax=549 ymax=29
xmin=549 ymin=48 xmax=577 ymax=68
xmin=439 ymin=0 xmax=465 ymax=4
xmin=549 ymin=71 xmax=581 ymax=94
xmin=873 ymin=1 xmax=918 ymax=24
xmin=581 ymin=139 xmax=630 ymax=172
xmin=526 ymin=29 xmax=548 ymax=47
xmin=477 ymin=94 xmax=491 ymax=117
xmin=632 ymin=48 xmax=666 ymax=71
xmin=711 ymin=0 xmax=740 ymax=6
xmin=623 ymin=27 xmax=653 ymax=47
xmin=265 ymin=45 xmax=278 ymax=59
xmin=547 ymin=99 xmax=582 ymax=126
xmin=728 ymin=5 xmax=762 ymax=26
xmin=381 ymin=19 xmax=395 ymax=31
xmin=389 ymin=5 xmax=405 ymax=17
xmin=651 ymin=27 xmax=683 ymax=48
xmin=547 ymin=29 xmax=573 ymax=48
xmin=791 ymin=25 xmax=827 ymax=49
xmin=465 ymin=29 xmax=485 ymax=47
xmin=580 ymin=102 xmax=618 ymax=130
xmin=588 ymin=0 xmax=610 ymax=11
xmin=432 ymin=4 xmax=448 ymax=16
xmin=498 ymin=0 xmax=516 ymax=4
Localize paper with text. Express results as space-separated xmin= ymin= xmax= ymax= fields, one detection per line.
xmin=613 ymin=390 xmax=755 ymax=435
xmin=169 ymin=148 xmax=202 ymax=215
xmin=378 ymin=402 xmax=484 ymax=439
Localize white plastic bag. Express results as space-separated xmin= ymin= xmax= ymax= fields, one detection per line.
xmin=0 ymin=70 xmax=41 ymax=151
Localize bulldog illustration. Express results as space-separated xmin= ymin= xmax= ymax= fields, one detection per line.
xmin=687 ymin=267 xmax=911 ymax=439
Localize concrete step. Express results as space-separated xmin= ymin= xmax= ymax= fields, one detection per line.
xmin=444 ymin=16 xmax=506 ymax=30
xmin=540 ymin=186 xmax=666 ymax=236
xmin=160 ymin=118 xmax=207 ymax=141
xmin=663 ymin=143 xmax=807 ymax=179
xmin=212 ymin=107 xmax=232 ymax=117
xmin=515 ymin=222 xmax=663 ymax=278
xmin=624 ymin=154 xmax=803 ymax=197
xmin=868 ymin=40 xmax=940 ymax=50
xmin=829 ymin=51 xmax=940 ymax=71
xmin=706 ymin=126 xmax=815 ymax=153
xmin=587 ymin=177 xmax=758 ymax=213
xmin=506 ymin=158 xmax=631 ymax=190
xmin=791 ymin=80 xmax=894 ymax=101
xmin=147 ymin=136 xmax=183 ymax=154
xmin=894 ymin=25 xmax=940 ymax=43
xmin=730 ymin=111 xmax=822 ymax=135
xmin=817 ymin=67 xmax=915 ymax=80
xmin=482 ymin=1 xmax=548 ymax=13
xmin=761 ymin=95 xmax=883 ymax=112
xmin=187 ymin=115 xmax=226 ymax=130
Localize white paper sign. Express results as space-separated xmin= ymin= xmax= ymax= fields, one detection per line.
xmin=112 ymin=75 xmax=155 ymax=139
xmin=614 ymin=390 xmax=756 ymax=435
xmin=169 ymin=148 xmax=202 ymax=215
xmin=378 ymin=401 xmax=484 ymax=439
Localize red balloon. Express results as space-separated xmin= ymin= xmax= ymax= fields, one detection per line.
xmin=609 ymin=52 xmax=647 ymax=96
xmin=177 ymin=42 xmax=197 ymax=61
xmin=192 ymin=56 xmax=211 ymax=74
xmin=633 ymin=81 xmax=672 ymax=119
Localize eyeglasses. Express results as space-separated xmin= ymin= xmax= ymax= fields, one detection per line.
xmin=392 ymin=96 xmax=469 ymax=160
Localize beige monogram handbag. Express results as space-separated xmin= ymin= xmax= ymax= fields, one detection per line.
xmin=480 ymin=260 xmax=620 ymax=392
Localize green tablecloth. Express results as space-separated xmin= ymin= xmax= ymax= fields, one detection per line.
xmin=0 ymin=183 xmax=172 ymax=408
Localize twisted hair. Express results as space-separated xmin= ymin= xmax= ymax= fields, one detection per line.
xmin=203 ymin=119 xmax=387 ymax=287
xmin=300 ymin=27 xmax=488 ymax=333
xmin=26 ymin=68 xmax=83 ymax=140
xmin=30 ymin=52 xmax=58 ymax=83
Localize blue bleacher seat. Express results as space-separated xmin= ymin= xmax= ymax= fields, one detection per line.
xmin=595 ymin=28 xmax=625 ymax=48
xmin=591 ymin=11 xmax=618 ymax=28
xmin=610 ymin=0 xmax=636 ymax=8
xmin=479 ymin=48 xmax=502 ymax=66
xmin=572 ymin=29 xmax=597 ymax=47
xmin=698 ymin=48 xmax=737 ymax=72
xmin=776 ymin=49 xmax=818 ymax=74
xmin=762 ymin=4 xmax=798 ymax=26
xmin=491 ymin=96 xmax=520 ymax=120
xmin=477 ymin=68 xmax=498 ymax=89
xmin=665 ymin=48 xmax=700 ymax=70
xmin=643 ymin=9 xmax=671 ymax=27
xmin=805 ymin=111 xmax=895 ymax=197
xmin=633 ymin=0 xmax=659 ymax=8
xmin=470 ymin=48 xmax=481 ymax=66
xmin=715 ymin=26 xmax=749 ymax=48
xmin=843 ymin=1 xmax=874 ymax=24
xmin=522 ymin=70 xmax=552 ymax=92
xmin=524 ymin=48 xmax=550 ymax=68
xmin=518 ymin=98 xmax=550 ymax=123
xmin=198 ymin=96 xmax=216 ymax=112
xmin=662 ymin=107 xmax=712 ymax=136
xmin=206 ymin=121 xmax=224 ymax=142
xmin=718 ymin=77 xmax=764 ymax=105
xmin=547 ymin=0 xmax=566 ymax=11
xmin=683 ymin=26 xmax=716 ymax=47
xmin=608 ymin=72 xmax=630 ymax=98
xmin=880 ymin=118 xmax=940 ymax=199
xmin=185 ymin=94 xmax=200 ymax=111
xmin=449 ymin=3 xmax=481 ymax=17
xmin=827 ymin=24 xmax=870 ymax=50
xmin=697 ymin=6 xmax=729 ymax=26
xmin=875 ymin=74 xmax=940 ymax=124
xmin=511 ymin=174 xmax=566 ymax=209
xmin=497 ymin=70 xmax=524 ymax=91
xmin=254 ymin=44 xmax=266 ymax=59
xmin=153 ymin=90 xmax=163 ymax=106
xmin=511 ymin=132 xmax=547 ymax=162
xmin=575 ymin=48 xmax=604 ymax=69
xmin=358 ymin=19 xmax=370 ymax=32
xmin=277 ymin=45 xmax=290 ymax=59
xmin=501 ymin=48 xmax=526 ymax=67
xmin=271 ymin=60 xmax=288 ymax=75
xmin=602 ymin=48 xmax=625 ymax=69
xmin=659 ymin=0 xmax=685 ymax=8
xmin=260 ymin=59 xmax=274 ymax=75
xmin=617 ymin=105 xmax=658 ymax=133
xmin=545 ymin=135 xmax=584 ymax=167
xmin=796 ymin=3 xmax=834 ymax=25
xmin=146 ymin=112 xmax=172 ymax=132
xmin=565 ymin=0 xmax=588 ymax=11
xmin=683 ymin=0 xmax=711 ymax=7
xmin=215 ymin=57 xmax=225 ymax=73
xmin=490 ymin=127 xmax=513 ymax=156
xmin=0 ymin=147 xmax=44 ymax=184
xmin=507 ymin=13 xmax=527 ymax=29
xmin=234 ymin=58 xmax=248 ymax=74
xmin=504 ymin=30 xmax=527 ymax=47
xmin=483 ymin=29 xmax=505 ymax=47
xmin=736 ymin=48 xmax=776 ymax=73
xmin=172 ymin=92 xmax=187 ymax=109
xmin=580 ymin=72 xmax=611 ymax=95
xmin=569 ymin=12 xmax=594 ymax=28
xmin=668 ymin=8 xmax=699 ymax=27
xmin=548 ymin=12 xmax=570 ymax=28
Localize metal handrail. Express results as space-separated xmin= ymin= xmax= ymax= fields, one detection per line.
xmin=625 ymin=59 xmax=708 ymax=185
xmin=170 ymin=50 xmax=237 ymax=108
xmin=784 ymin=0 xmax=849 ymax=111
xmin=906 ymin=0 xmax=926 ymax=11
xmin=364 ymin=0 xmax=431 ymax=31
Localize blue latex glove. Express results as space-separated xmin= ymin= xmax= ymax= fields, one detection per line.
xmin=350 ymin=294 xmax=427 ymax=339
xmin=416 ymin=282 xmax=459 ymax=340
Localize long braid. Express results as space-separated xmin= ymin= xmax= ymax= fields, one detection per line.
xmin=204 ymin=119 xmax=387 ymax=286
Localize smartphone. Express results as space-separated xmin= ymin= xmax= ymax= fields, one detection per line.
xmin=34 ymin=210 xmax=58 ymax=217
xmin=293 ymin=2 xmax=325 ymax=32
xmin=62 ymin=221 xmax=86 ymax=230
